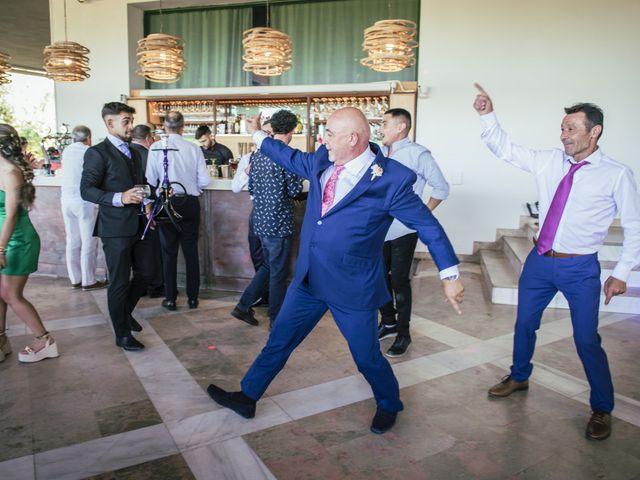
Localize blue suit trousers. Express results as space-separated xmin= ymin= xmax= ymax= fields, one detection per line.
xmin=241 ymin=282 xmax=404 ymax=413
xmin=511 ymin=248 xmax=614 ymax=413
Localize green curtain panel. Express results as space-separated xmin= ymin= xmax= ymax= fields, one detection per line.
xmin=270 ymin=0 xmax=419 ymax=86
xmin=145 ymin=6 xmax=253 ymax=89
xmin=144 ymin=0 xmax=419 ymax=89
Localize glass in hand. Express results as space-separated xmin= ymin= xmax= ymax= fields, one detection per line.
xmin=134 ymin=184 xmax=151 ymax=213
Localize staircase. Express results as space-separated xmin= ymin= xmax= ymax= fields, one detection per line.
xmin=479 ymin=218 xmax=640 ymax=314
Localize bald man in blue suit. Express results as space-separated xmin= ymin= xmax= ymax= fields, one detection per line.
xmin=208 ymin=107 xmax=464 ymax=434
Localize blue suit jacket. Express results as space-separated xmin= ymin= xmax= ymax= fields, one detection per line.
xmin=260 ymin=138 xmax=459 ymax=310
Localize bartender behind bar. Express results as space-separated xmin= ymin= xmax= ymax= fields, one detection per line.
xmin=195 ymin=125 xmax=233 ymax=166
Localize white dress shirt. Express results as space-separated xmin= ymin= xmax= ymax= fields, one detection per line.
xmin=319 ymin=147 xmax=376 ymax=212
xmin=254 ymin=131 xmax=460 ymax=280
xmin=231 ymin=152 xmax=253 ymax=193
xmin=383 ymin=137 xmax=450 ymax=241
xmin=146 ymin=134 xmax=210 ymax=196
xmin=61 ymin=141 xmax=90 ymax=200
xmin=480 ymin=112 xmax=640 ymax=282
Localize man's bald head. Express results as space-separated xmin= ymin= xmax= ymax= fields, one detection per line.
xmin=325 ymin=107 xmax=371 ymax=164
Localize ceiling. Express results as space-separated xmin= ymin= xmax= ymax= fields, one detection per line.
xmin=0 ymin=0 xmax=313 ymax=75
xmin=0 ymin=0 xmax=50 ymax=73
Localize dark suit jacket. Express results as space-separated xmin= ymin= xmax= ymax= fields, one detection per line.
xmin=260 ymin=138 xmax=459 ymax=310
xmin=80 ymin=139 xmax=146 ymax=238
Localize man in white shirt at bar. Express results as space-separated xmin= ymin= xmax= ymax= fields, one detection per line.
xmin=146 ymin=111 xmax=210 ymax=311
xmin=61 ymin=125 xmax=107 ymax=291
xmin=474 ymin=84 xmax=640 ymax=441
xmin=377 ymin=108 xmax=450 ymax=357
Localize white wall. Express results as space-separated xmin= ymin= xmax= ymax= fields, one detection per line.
xmin=51 ymin=0 xmax=640 ymax=254
xmin=416 ymin=0 xmax=640 ymax=253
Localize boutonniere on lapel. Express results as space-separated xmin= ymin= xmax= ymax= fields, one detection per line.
xmin=370 ymin=163 xmax=383 ymax=181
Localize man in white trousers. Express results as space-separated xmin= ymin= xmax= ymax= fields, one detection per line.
xmin=61 ymin=125 xmax=108 ymax=291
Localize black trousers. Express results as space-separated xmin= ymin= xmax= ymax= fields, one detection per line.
xmin=102 ymin=221 xmax=157 ymax=337
xmin=379 ymin=232 xmax=419 ymax=337
xmin=158 ymin=196 xmax=201 ymax=302
xmin=146 ymin=227 xmax=164 ymax=291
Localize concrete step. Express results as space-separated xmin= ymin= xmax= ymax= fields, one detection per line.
xmin=502 ymin=236 xmax=532 ymax=273
xmin=479 ymin=249 xmax=520 ymax=305
xmin=479 ymin=248 xmax=640 ymax=314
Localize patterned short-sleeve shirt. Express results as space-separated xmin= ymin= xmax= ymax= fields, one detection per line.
xmin=248 ymin=149 xmax=303 ymax=237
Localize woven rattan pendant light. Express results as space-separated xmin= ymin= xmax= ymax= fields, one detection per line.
xmin=0 ymin=52 xmax=12 ymax=85
xmin=242 ymin=0 xmax=292 ymax=77
xmin=43 ymin=0 xmax=90 ymax=82
xmin=136 ymin=0 xmax=186 ymax=83
xmin=360 ymin=1 xmax=418 ymax=73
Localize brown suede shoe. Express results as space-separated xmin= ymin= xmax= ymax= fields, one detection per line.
xmin=488 ymin=375 xmax=529 ymax=397
xmin=586 ymin=411 xmax=611 ymax=440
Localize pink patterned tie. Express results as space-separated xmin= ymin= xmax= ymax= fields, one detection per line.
xmin=536 ymin=161 xmax=589 ymax=254
xmin=321 ymin=165 xmax=345 ymax=216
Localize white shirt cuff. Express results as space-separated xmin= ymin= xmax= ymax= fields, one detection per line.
xmin=252 ymin=131 xmax=268 ymax=149
xmin=439 ymin=265 xmax=460 ymax=280
xmin=479 ymin=111 xmax=498 ymax=128
xmin=611 ymin=263 xmax=631 ymax=283
xmin=112 ymin=192 xmax=124 ymax=207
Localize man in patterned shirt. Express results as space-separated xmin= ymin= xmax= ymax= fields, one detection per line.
xmin=230 ymin=110 xmax=304 ymax=329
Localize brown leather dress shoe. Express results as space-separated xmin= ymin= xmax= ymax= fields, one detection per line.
xmin=586 ymin=411 xmax=611 ymax=440
xmin=82 ymin=280 xmax=109 ymax=291
xmin=488 ymin=375 xmax=529 ymax=397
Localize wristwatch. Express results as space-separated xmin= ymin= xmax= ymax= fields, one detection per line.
xmin=442 ymin=274 xmax=459 ymax=281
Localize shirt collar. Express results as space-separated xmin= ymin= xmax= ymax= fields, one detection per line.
xmin=341 ymin=146 xmax=376 ymax=177
xmin=106 ymin=133 xmax=128 ymax=149
xmin=383 ymin=137 xmax=411 ymax=156
xmin=564 ymin=147 xmax=603 ymax=166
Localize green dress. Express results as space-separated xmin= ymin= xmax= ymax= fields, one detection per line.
xmin=0 ymin=189 xmax=40 ymax=276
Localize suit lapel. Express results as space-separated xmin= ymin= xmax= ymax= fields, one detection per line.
xmin=323 ymin=144 xmax=387 ymax=217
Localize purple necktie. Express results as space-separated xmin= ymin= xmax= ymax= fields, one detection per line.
xmin=118 ymin=142 xmax=132 ymax=159
xmin=536 ymin=161 xmax=589 ymax=254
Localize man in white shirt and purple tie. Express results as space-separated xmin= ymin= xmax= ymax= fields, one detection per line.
xmin=474 ymin=84 xmax=640 ymax=441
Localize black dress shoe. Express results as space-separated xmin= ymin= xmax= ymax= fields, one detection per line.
xmin=162 ymin=299 xmax=177 ymax=311
xmin=129 ymin=315 xmax=143 ymax=332
xmin=207 ymin=384 xmax=256 ymax=419
xmin=586 ymin=411 xmax=611 ymax=440
xmin=378 ymin=322 xmax=398 ymax=341
xmin=115 ymin=335 xmax=145 ymax=351
xmin=370 ymin=408 xmax=397 ymax=434
xmin=231 ymin=306 xmax=258 ymax=326
xmin=188 ymin=299 xmax=199 ymax=309
xmin=385 ymin=335 xmax=411 ymax=358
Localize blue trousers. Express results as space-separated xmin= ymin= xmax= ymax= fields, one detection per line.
xmin=512 ymin=248 xmax=614 ymax=413
xmin=238 ymin=235 xmax=292 ymax=321
xmin=241 ymin=282 xmax=404 ymax=413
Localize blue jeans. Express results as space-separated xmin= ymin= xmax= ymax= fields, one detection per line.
xmin=512 ymin=248 xmax=614 ymax=413
xmin=238 ymin=235 xmax=292 ymax=321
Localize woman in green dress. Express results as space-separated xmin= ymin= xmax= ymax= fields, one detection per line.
xmin=0 ymin=124 xmax=59 ymax=363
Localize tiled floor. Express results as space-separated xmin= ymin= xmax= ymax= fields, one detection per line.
xmin=1 ymin=268 xmax=639 ymax=480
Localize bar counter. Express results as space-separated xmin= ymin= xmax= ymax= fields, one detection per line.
xmin=30 ymin=174 xmax=304 ymax=292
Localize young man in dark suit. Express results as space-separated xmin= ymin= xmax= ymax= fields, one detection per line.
xmin=80 ymin=102 xmax=156 ymax=351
